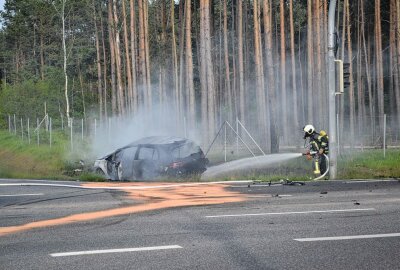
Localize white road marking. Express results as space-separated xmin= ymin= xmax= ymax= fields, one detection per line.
xmin=247 ymin=194 xmax=292 ymax=198
xmin=0 ymin=193 xmax=43 ymax=197
xmin=344 ymin=180 xmax=398 ymax=184
xmin=294 ymin=233 xmax=400 ymax=242
xmin=205 ymin=208 xmax=375 ymax=218
xmin=50 ymin=245 xmax=183 ymax=257
xmin=0 ymin=180 xmax=252 ymax=190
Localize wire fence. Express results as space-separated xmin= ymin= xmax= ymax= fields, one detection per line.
xmin=2 ymin=113 xmax=399 ymax=158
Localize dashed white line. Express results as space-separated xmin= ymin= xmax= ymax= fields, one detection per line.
xmin=205 ymin=208 xmax=375 ymax=218
xmin=50 ymin=245 xmax=183 ymax=257
xmin=0 ymin=193 xmax=43 ymax=197
xmin=294 ymin=233 xmax=400 ymax=242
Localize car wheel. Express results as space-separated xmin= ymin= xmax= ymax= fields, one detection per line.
xmin=117 ymin=163 xmax=124 ymax=181
xmin=96 ymin=168 xmax=106 ymax=176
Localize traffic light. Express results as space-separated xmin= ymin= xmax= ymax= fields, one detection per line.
xmin=343 ymin=62 xmax=351 ymax=89
xmin=334 ymin=60 xmax=351 ymax=94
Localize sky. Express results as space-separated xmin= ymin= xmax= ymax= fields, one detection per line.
xmin=0 ymin=0 xmax=4 ymax=11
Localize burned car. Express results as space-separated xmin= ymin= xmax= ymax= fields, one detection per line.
xmin=94 ymin=136 xmax=208 ymax=180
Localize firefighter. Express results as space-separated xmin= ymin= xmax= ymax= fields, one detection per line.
xmin=303 ymin=124 xmax=329 ymax=175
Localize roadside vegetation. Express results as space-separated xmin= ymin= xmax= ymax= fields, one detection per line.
xmin=0 ymin=130 xmax=399 ymax=182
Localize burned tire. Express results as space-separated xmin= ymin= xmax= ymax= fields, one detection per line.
xmin=96 ymin=168 xmax=106 ymax=176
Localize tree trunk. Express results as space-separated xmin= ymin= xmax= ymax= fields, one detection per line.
xmin=263 ymin=0 xmax=278 ymax=153
xmin=314 ymin=0 xmax=323 ymax=129
xmin=143 ymin=0 xmax=152 ymax=111
xmin=122 ymin=0 xmax=133 ymax=113
xmin=107 ymin=1 xmax=117 ymax=115
xmin=93 ymin=0 xmax=103 ymax=121
xmin=204 ymin=0 xmax=216 ymax=140
xmin=395 ymin=0 xmax=400 ymax=129
xmin=237 ymin=0 xmax=245 ymax=123
xmin=185 ymin=0 xmax=195 ymax=130
xmin=138 ymin=0 xmax=147 ymax=110
xmin=345 ymin=0 xmax=355 ymax=145
xmin=223 ymin=0 xmax=232 ymax=123
xmin=100 ymin=5 xmax=108 ymax=118
xmin=200 ymin=0 xmax=208 ymax=144
xmin=112 ymin=0 xmax=125 ymax=116
xmin=178 ymin=0 xmax=185 ymax=124
xmin=280 ymin=0 xmax=287 ymax=143
xmin=130 ymin=0 xmax=138 ymax=114
xmin=375 ymin=0 xmax=384 ymax=134
xmin=61 ymin=0 xmax=70 ymax=126
xmin=254 ymin=0 xmax=268 ymax=150
xmin=289 ymin=0 xmax=298 ymax=135
xmin=40 ymin=33 xmax=45 ymax=80
xmin=307 ymin=0 xmax=313 ymax=123
xmin=171 ymin=0 xmax=180 ymax=121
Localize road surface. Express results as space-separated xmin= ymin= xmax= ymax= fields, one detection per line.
xmin=0 ymin=178 xmax=399 ymax=269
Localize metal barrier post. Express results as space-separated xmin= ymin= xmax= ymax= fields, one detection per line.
xmin=383 ymin=114 xmax=386 ymax=158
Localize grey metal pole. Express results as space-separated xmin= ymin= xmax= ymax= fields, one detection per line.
xmin=81 ymin=118 xmax=84 ymax=141
xmin=50 ymin=118 xmax=52 ymax=148
xmin=383 ymin=114 xmax=386 ymax=158
xmin=328 ymin=0 xmax=338 ymax=179
xmin=14 ymin=114 xmax=16 ymax=135
xmin=94 ymin=118 xmax=97 ymax=139
xmin=27 ymin=118 xmax=30 ymax=145
xmin=37 ymin=118 xmax=40 ymax=145
xmin=8 ymin=114 xmax=11 ymax=133
xmin=224 ymin=123 xmax=227 ymax=162
xmin=71 ymin=118 xmax=74 ymax=151
xmin=336 ymin=113 xmax=340 ymax=156
xmin=21 ymin=118 xmax=23 ymax=141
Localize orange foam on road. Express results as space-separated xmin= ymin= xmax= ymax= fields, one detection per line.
xmin=0 ymin=183 xmax=246 ymax=236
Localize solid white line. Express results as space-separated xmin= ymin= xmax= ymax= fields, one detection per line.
xmin=50 ymin=245 xmax=183 ymax=257
xmin=205 ymin=208 xmax=375 ymax=218
xmin=0 ymin=180 xmax=253 ymax=191
xmin=294 ymin=233 xmax=400 ymax=242
xmin=0 ymin=193 xmax=43 ymax=197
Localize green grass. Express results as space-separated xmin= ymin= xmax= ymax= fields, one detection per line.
xmin=0 ymin=129 xmax=399 ymax=181
xmin=0 ymin=130 xmax=89 ymax=180
xmin=338 ymin=149 xmax=400 ymax=179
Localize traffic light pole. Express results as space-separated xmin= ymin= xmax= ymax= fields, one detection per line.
xmin=328 ymin=0 xmax=337 ymax=179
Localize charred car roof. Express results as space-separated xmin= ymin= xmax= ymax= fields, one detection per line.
xmin=100 ymin=136 xmax=195 ymax=159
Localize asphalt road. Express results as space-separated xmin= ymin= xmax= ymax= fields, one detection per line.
xmin=1 ymin=178 xmax=400 ymax=270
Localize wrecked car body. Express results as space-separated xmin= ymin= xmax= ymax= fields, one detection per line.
xmin=94 ymin=136 xmax=208 ymax=181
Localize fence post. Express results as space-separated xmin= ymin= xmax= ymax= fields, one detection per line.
xmin=13 ymin=114 xmax=16 ymax=135
xmin=70 ymin=118 xmax=74 ymax=151
xmin=37 ymin=118 xmax=40 ymax=145
xmin=383 ymin=114 xmax=386 ymax=158
xmin=224 ymin=122 xmax=227 ymax=162
xmin=94 ymin=118 xmax=97 ymax=139
xmin=27 ymin=118 xmax=30 ymax=145
xmin=236 ymin=117 xmax=239 ymax=155
xmin=81 ymin=118 xmax=84 ymax=141
xmin=336 ymin=113 xmax=340 ymax=156
xmin=61 ymin=115 xmax=64 ymax=130
xmin=8 ymin=114 xmax=11 ymax=133
xmin=20 ymin=118 xmax=23 ymax=141
xmin=108 ymin=117 xmax=111 ymax=142
xmin=49 ymin=117 xmax=52 ymax=148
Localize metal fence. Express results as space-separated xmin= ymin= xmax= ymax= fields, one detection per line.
xmin=3 ymin=113 xmax=399 ymax=158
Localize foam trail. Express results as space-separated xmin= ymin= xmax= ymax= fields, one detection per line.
xmin=201 ymin=153 xmax=302 ymax=180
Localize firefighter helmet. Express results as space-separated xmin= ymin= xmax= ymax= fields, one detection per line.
xmin=303 ymin=124 xmax=315 ymax=135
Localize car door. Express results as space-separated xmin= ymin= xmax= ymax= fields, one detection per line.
xmin=133 ymin=145 xmax=160 ymax=180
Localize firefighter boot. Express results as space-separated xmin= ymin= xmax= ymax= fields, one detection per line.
xmin=314 ymin=160 xmax=321 ymax=175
